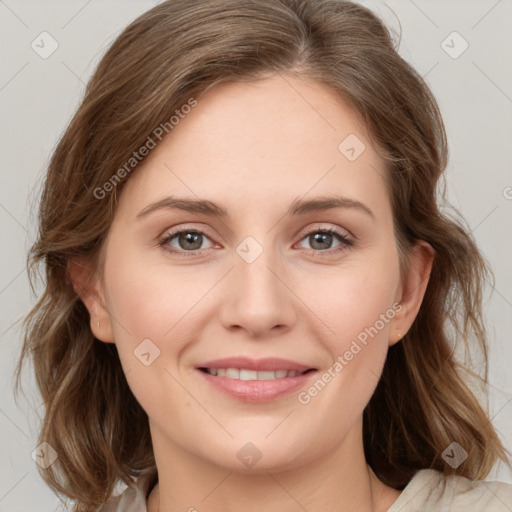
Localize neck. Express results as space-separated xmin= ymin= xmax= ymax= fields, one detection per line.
xmin=146 ymin=416 xmax=401 ymax=512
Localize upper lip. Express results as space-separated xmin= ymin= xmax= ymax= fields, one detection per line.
xmin=196 ymin=357 xmax=315 ymax=372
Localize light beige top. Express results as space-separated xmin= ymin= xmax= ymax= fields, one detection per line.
xmin=97 ymin=468 xmax=512 ymax=511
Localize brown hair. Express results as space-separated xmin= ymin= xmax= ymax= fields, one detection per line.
xmin=15 ymin=0 xmax=510 ymax=509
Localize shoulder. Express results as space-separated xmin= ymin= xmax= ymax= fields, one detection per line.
xmin=387 ymin=469 xmax=512 ymax=511
xmin=95 ymin=476 xmax=151 ymax=512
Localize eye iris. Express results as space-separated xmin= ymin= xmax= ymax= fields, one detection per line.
xmin=310 ymin=232 xmax=332 ymax=250
xmin=179 ymin=232 xmax=202 ymax=250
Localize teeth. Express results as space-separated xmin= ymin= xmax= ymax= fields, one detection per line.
xmin=203 ymin=368 xmax=307 ymax=380
xmin=240 ymin=369 xmax=258 ymax=380
xmin=226 ymin=368 xmax=239 ymax=379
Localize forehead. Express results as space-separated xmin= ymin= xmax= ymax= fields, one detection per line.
xmin=117 ymin=73 xmax=389 ymax=219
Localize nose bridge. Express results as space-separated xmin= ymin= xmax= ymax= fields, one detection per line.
xmin=219 ymin=234 xmax=296 ymax=336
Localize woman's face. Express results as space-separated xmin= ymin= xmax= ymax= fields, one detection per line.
xmin=88 ymin=74 xmax=429 ymax=472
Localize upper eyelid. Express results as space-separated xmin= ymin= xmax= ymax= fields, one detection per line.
xmin=161 ymin=224 xmax=219 ymax=243
xmin=296 ymin=223 xmax=353 ymax=240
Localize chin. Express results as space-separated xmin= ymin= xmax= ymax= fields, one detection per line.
xmin=198 ymin=435 xmax=312 ymax=474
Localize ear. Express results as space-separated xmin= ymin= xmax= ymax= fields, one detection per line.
xmin=67 ymin=257 xmax=115 ymax=343
xmin=389 ymin=240 xmax=434 ymax=346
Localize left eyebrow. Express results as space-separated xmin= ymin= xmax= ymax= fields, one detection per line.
xmin=287 ymin=195 xmax=375 ymax=220
xmin=135 ymin=194 xmax=375 ymax=221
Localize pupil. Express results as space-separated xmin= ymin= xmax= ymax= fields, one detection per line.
xmin=180 ymin=232 xmax=202 ymax=250
xmin=311 ymin=232 xmax=332 ymax=250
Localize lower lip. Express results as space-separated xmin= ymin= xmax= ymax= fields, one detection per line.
xmin=196 ymin=369 xmax=317 ymax=402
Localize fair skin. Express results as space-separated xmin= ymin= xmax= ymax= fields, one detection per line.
xmin=70 ymin=73 xmax=433 ymax=511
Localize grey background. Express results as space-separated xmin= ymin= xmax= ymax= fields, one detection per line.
xmin=1 ymin=0 xmax=511 ymax=510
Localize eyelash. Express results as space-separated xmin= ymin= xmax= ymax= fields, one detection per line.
xmin=158 ymin=226 xmax=354 ymax=259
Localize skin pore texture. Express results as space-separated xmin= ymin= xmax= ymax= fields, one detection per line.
xmin=73 ymin=73 xmax=433 ymax=511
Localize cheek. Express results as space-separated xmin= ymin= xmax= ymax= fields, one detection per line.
xmin=306 ymin=256 xmax=400 ymax=348
xmin=104 ymin=247 xmax=202 ymax=339
xmin=101 ymin=246 xmax=209 ymax=399
xmin=297 ymin=277 xmax=398 ymax=435
xmin=301 ymin=250 xmax=400 ymax=409
xmin=102 ymin=251 xmax=202 ymax=420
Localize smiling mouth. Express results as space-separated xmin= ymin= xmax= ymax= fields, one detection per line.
xmin=198 ymin=368 xmax=316 ymax=380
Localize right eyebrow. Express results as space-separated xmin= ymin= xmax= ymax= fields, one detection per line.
xmin=136 ymin=197 xmax=228 ymax=220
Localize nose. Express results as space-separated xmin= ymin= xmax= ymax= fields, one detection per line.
xmin=217 ymin=245 xmax=297 ymax=339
